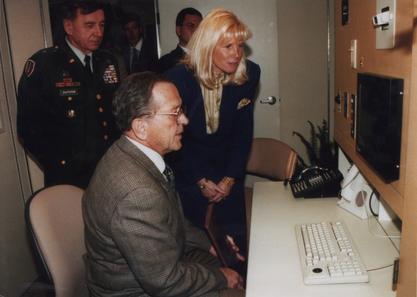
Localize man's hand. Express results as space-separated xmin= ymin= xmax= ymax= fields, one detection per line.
xmin=219 ymin=267 xmax=244 ymax=289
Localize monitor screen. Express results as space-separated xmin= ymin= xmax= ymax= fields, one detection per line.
xmin=356 ymin=73 xmax=403 ymax=182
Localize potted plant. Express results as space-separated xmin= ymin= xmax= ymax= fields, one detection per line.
xmin=292 ymin=119 xmax=338 ymax=170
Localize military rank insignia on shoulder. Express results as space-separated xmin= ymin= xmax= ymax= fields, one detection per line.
xmin=103 ymin=65 xmax=119 ymax=84
xmin=24 ymin=59 xmax=36 ymax=77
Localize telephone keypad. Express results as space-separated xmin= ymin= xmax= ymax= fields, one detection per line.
xmin=290 ymin=167 xmax=343 ymax=198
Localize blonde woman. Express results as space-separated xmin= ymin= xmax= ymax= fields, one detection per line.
xmin=165 ymin=8 xmax=260 ymax=277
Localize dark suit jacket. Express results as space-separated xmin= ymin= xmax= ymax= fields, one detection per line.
xmin=158 ymin=45 xmax=185 ymax=73
xmin=164 ymin=61 xmax=260 ymax=186
xmin=122 ymin=39 xmax=158 ymax=74
xmin=83 ymin=136 xmax=227 ymax=297
xmin=164 ymin=61 xmax=260 ymax=264
xmin=17 ymin=41 xmax=121 ymax=188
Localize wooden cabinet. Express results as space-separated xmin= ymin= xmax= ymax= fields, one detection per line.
xmin=334 ymin=1 xmax=416 ymax=296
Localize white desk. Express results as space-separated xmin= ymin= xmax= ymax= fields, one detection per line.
xmin=246 ymin=182 xmax=399 ymax=297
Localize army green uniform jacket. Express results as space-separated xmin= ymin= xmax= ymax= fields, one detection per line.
xmin=17 ymin=42 xmax=121 ymax=188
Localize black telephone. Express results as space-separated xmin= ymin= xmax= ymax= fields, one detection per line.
xmin=290 ymin=166 xmax=343 ymax=198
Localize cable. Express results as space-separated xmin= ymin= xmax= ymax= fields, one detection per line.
xmin=364 ymin=195 xmax=401 ymax=241
xmin=368 ymin=191 xmax=378 ymax=217
xmin=338 ymin=174 xmax=400 ymax=270
xmin=347 ymin=181 xmax=402 ymax=241
xmin=366 ymin=263 xmax=394 ymax=272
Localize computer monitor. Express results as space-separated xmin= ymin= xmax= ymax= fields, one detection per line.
xmin=356 ymin=73 xmax=403 ymax=182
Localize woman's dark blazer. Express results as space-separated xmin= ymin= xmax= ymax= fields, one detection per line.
xmin=164 ymin=61 xmax=261 ymax=230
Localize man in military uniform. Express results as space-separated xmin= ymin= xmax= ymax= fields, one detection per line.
xmin=17 ymin=1 xmax=121 ymax=189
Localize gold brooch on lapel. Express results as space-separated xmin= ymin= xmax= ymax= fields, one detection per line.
xmin=237 ymin=98 xmax=251 ymax=110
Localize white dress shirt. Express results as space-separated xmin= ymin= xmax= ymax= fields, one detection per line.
xmin=66 ymin=37 xmax=93 ymax=71
xmin=125 ymin=136 xmax=166 ymax=174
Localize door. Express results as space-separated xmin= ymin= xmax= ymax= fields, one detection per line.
xmin=158 ymin=0 xmax=281 ymax=140
xmin=277 ymin=0 xmax=333 ymax=162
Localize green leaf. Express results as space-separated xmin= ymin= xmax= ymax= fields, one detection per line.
xmin=293 ymin=119 xmax=338 ymax=169
xmin=292 ymin=131 xmax=318 ymax=166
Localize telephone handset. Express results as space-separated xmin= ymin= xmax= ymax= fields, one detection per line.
xmin=290 ymin=166 xmax=343 ymax=198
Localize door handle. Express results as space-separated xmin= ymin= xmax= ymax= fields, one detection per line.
xmin=260 ymin=96 xmax=277 ymax=105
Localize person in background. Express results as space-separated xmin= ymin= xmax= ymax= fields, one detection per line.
xmin=83 ymin=72 xmax=245 ymax=297
xmin=17 ymin=0 xmax=121 ymax=189
xmin=121 ymin=12 xmax=158 ymax=74
xmin=99 ymin=4 xmax=129 ymax=79
xmin=158 ymin=7 xmax=202 ymax=73
xmin=164 ymin=8 xmax=261 ymax=276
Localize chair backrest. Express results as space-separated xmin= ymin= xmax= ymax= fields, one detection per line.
xmin=246 ymin=137 xmax=298 ymax=181
xmin=25 ymin=185 xmax=88 ymax=297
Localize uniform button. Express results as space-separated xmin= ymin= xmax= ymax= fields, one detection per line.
xmin=67 ymin=109 xmax=76 ymax=118
xmin=104 ymin=134 xmax=109 ymax=140
xmin=60 ymin=160 xmax=66 ymax=165
xmin=96 ymin=94 xmax=102 ymax=100
xmin=98 ymin=107 xmax=104 ymax=113
xmin=67 ymin=97 xmax=73 ymax=101
xmin=102 ymin=121 xmax=108 ymax=127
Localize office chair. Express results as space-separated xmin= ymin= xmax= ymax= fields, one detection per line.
xmin=25 ymin=185 xmax=88 ymax=297
xmin=245 ymin=138 xmax=298 ymax=231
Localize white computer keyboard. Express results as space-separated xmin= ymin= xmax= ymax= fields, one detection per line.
xmin=295 ymin=221 xmax=369 ymax=285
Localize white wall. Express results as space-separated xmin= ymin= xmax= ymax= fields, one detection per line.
xmin=0 ymin=0 xmax=48 ymax=295
xmin=5 ymin=0 xmax=46 ymax=192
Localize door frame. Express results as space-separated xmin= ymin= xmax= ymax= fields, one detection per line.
xmin=0 ymin=0 xmax=32 ymax=200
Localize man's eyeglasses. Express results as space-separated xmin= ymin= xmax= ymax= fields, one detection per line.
xmin=148 ymin=106 xmax=186 ymax=119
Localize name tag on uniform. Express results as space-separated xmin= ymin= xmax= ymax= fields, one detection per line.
xmin=60 ymin=89 xmax=79 ymax=96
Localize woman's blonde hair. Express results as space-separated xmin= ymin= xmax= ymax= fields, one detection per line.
xmin=184 ymin=8 xmax=252 ymax=89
